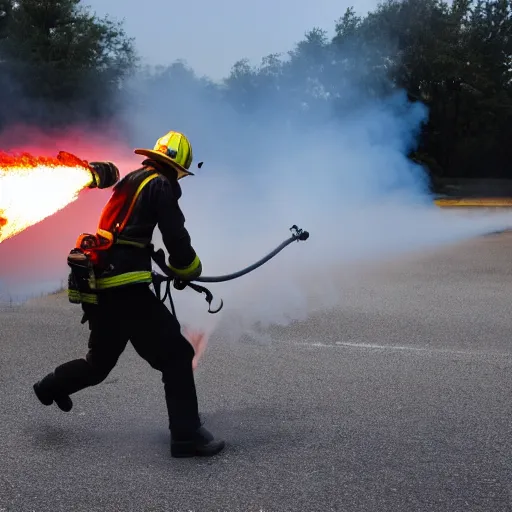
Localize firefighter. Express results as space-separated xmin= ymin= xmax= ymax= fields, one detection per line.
xmin=33 ymin=131 xmax=225 ymax=458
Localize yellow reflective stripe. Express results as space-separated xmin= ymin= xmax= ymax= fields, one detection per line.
xmin=68 ymin=290 xmax=81 ymax=303
xmin=68 ymin=290 xmax=98 ymax=304
xmin=95 ymin=271 xmax=153 ymax=289
xmin=168 ymin=254 xmax=202 ymax=279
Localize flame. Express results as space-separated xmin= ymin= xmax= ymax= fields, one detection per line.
xmin=183 ymin=327 xmax=210 ymax=370
xmin=0 ymin=151 xmax=94 ymax=243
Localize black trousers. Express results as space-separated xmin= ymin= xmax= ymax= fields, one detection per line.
xmin=49 ymin=283 xmax=201 ymax=434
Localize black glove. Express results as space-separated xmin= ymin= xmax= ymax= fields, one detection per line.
xmin=88 ymin=161 xmax=120 ymax=189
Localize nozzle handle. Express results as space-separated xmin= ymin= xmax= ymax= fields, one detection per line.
xmin=88 ymin=162 xmax=120 ymax=189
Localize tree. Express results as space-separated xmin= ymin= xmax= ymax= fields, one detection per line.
xmin=0 ymin=0 xmax=13 ymax=41
xmin=327 ymin=0 xmax=512 ymax=179
xmin=2 ymin=0 xmax=512 ymax=182
xmin=0 ymin=0 xmax=137 ymax=127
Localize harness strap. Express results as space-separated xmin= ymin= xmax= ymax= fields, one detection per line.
xmin=149 ymin=245 xmax=223 ymax=314
xmin=94 ymin=171 xmax=160 ymax=251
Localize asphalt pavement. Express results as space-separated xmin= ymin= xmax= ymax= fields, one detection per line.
xmin=1 ymin=233 xmax=511 ymax=512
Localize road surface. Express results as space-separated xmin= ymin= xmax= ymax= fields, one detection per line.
xmin=1 ymin=233 xmax=511 ymax=512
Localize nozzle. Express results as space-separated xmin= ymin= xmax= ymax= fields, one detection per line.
xmin=290 ymin=225 xmax=310 ymax=241
xmin=88 ymin=161 xmax=120 ymax=189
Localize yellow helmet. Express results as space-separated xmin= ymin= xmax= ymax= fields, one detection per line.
xmin=134 ymin=131 xmax=194 ymax=180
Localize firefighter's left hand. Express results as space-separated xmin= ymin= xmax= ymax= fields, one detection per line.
xmin=88 ymin=161 xmax=120 ymax=189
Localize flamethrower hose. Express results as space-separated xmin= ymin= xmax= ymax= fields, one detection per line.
xmin=197 ymin=227 xmax=309 ymax=283
xmin=150 ymin=225 xmax=310 ymax=314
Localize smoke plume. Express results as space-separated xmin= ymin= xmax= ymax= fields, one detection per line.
xmin=113 ymin=57 xmax=512 ymax=343
xmin=1 ymin=35 xmax=512 ymax=350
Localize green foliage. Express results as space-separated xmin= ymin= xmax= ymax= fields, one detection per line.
xmin=222 ymin=0 xmax=512 ymax=179
xmin=0 ymin=0 xmax=13 ymax=40
xmin=0 ymin=0 xmax=136 ymax=126
xmin=1 ymin=0 xmax=511 ymax=179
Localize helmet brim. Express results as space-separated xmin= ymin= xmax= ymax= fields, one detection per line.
xmin=134 ymin=149 xmax=195 ymax=179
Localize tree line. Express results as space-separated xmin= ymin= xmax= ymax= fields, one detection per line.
xmin=0 ymin=0 xmax=511 ymax=182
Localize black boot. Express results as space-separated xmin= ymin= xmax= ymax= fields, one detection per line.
xmin=33 ymin=373 xmax=73 ymax=413
xmin=171 ymin=426 xmax=225 ymax=458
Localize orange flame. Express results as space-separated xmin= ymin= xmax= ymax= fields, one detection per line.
xmin=0 ymin=151 xmax=94 ymax=243
xmin=183 ymin=327 xmax=210 ymax=370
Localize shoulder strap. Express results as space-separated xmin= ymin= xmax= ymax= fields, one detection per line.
xmin=96 ymin=168 xmax=160 ymax=247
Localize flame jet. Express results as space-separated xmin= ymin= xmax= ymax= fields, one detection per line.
xmin=0 ymin=151 xmax=119 ymax=244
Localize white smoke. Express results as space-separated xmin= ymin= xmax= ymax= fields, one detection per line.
xmin=2 ymin=39 xmax=512 ymax=348
xmin=120 ymin=70 xmax=512 ymax=343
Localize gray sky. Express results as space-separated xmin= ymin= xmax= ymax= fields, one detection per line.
xmin=83 ymin=0 xmax=380 ymax=80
